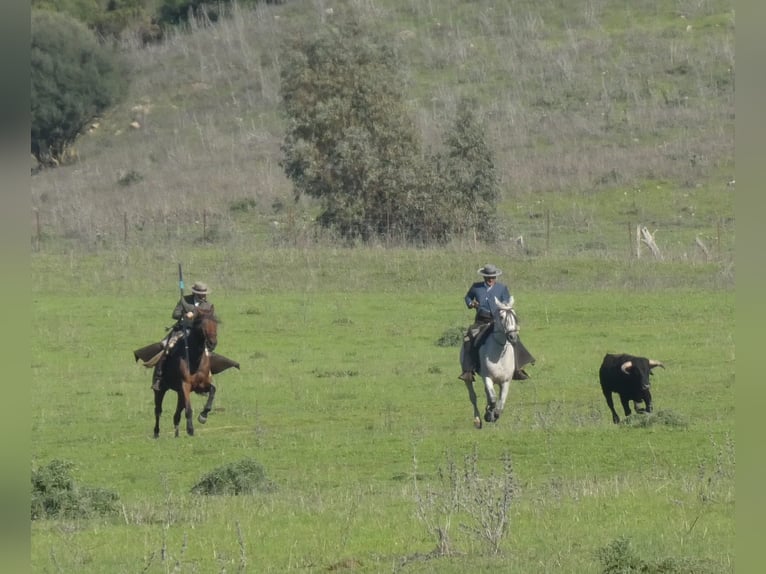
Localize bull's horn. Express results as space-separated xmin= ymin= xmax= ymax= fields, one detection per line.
xmin=649 ymin=360 xmax=665 ymax=369
xmin=620 ymin=361 xmax=633 ymax=374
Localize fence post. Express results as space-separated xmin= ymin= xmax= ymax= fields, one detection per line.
xmin=203 ymin=209 xmax=207 ymax=242
xmin=717 ymin=219 xmax=721 ymax=257
xmin=545 ymin=209 xmax=550 ymax=255
xmin=34 ymin=209 xmax=41 ymax=251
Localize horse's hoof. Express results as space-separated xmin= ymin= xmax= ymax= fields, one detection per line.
xmin=484 ymin=411 xmax=493 ymax=423
xmin=473 ymin=417 xmax=483 ymax=429
xmin=198 ymin=414 xmax=207 ymax=424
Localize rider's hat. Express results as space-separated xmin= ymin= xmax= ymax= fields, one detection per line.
xmin=477 ymin=264 xmax=502 ymax=277
xmin=191 ymin=282 xmax=209 ymax=295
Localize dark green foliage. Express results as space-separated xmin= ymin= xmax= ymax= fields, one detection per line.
xmin=279 ymin=16 xmax=499 ymax=245
xmin=31 ymin=9 xmax=128 ymax=165
xmin=117 ymin=169 xmax=143 ymax=186
xmin=596 ymin=536 xmax=716 ymax=574
xmin=280 ymin=16 xmax=427 ymax=243
xmin=158 ymin=0 xmax=220 ymax=26
xmin=229 ymin=197 xmax=258 ymax=213
xmin=620 ymin=410 xmax=689 ymax=428
xmin=191 ymin=458 xmax=276 ymax=495
xmin=156 ymin=0 xmax=283 ymax=27
xmin=438 ymin=97 xmax=501 ymax=242
xmin=31 ymin=459 xmax=120 ymax=520
xmin=436 ymin=326 xmax=465 ymax=348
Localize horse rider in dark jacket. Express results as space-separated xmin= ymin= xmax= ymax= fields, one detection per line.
xmin=152 ymin=281 xmax=214 ymax=391
xmin=458 ymin=264 xmax=534 ymax=383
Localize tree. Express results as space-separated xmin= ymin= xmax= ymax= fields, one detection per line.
xmin=31 ymin=9 xmax=127 ymax=165
xmin=279 ymin=15 xmax=444 ymax=244
xmin=439 ymin=97 xmax=501 ymax=242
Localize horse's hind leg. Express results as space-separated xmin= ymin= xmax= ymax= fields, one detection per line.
xmin=198 ymin=384 xmax=216 ymax=424
xmin=465 ymin=381 xmax=482 ymax=429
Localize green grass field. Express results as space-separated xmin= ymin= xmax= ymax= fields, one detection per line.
xmin=30 ymin=0 xmax=734 ymax=570
xmin=31 ymin=249 xmax=734 ymax=573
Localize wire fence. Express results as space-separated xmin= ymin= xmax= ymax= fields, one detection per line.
xmin=30 ymin=207 xmax=733 ymax=264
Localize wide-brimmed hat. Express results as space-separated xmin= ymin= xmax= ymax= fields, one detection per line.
xmin=477 ymin=264 xmax=502 ymax=277
xmin=191 ymin=282 xmax=209 ymax=295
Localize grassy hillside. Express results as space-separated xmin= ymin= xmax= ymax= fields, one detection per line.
xmin=30 ymin=0 xmax=734 ymax=262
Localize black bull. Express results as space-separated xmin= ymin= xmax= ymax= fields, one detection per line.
xmin=599 ymin=353 xmax=664 ymax=424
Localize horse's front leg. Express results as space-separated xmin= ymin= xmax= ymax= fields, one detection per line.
xmin=494 ymin=380 xmax=511 ymax=421
xmin=464 ymin=380 xmax=482 ymax=429
xmin=183 ymin=383 xmax=194 ymax=436
xmin=198 ymin=383 xmax=216 ymax=424
xmin=483 ymin=376 xmax=499 ymax=423
xmin=173 ymin=391 xmax=185 ymax=437
xmin=153 ymin=389 xmax=166 ymax=438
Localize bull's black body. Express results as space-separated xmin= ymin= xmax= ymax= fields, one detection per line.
xmin=599 ymin=353 xmax=664 ymax=424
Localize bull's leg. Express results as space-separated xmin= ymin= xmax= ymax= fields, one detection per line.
xmin=198 ymin=384 xmax=216 ymax=424
xmin=465 ymin=380 xmax=482 ymax=429
xmin=603 ymin=389 xmax=620 ymax=424
xmin=619 ymin=394 xmax=633 ymax=418
xmin=643 ymin=390 xmax=653 ymax=413
xmin=153 ymin=389 xmax=166 ymax=438
xmin=173 ymin=392 xmax=184 ymax=437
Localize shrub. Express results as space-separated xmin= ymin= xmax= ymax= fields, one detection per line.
xmin=596 ymin=536 xmax=717 ymax=574
xmin=31 ymin=459 xmax=120 ymax=520
xmin=620 ymin=409 xmax=688 ymax=429
xmin=436 ymin=326 xmax=465 ymax=348
xmin=31 ymin=9 xmax=128 ymax=166
xmin=191 ymin=458 xmax=276 ymax=495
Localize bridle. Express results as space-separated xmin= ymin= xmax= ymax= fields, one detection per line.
xmin=492 ymin=299 xmax=519 ymax=344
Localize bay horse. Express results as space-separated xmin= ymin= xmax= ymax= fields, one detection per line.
xmin=460 ymin=296 xmax=519 ymax=429
xmin=153 ymin=306 xmax=219 ymax=438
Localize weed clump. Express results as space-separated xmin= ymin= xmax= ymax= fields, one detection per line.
xmin=596 ymin=536 xmax=717 ymax=573
xmin=31 ymin=459 xmax=120 ymax=520
xmin=436 ymin=326 xmax=465 ymax=347
xmin=191 ymin=458 xmax=276 ymax=496
xmin=620 ymin=409 xmax=688 ymax=428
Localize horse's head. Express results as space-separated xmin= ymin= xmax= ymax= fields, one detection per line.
xmin=194 ymin=305 xmax=218 ymax=352
xmin=492 ymin=296 xmax=519 ymax=341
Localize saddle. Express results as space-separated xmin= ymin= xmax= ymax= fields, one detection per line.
xmin=467 ymin=323 xmax=536 ymax=372
xmin=133 ymin=341 xmax=241 ymax=374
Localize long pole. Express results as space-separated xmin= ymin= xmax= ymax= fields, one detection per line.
xmin=178 ymin=263 xmax=191 ymax=369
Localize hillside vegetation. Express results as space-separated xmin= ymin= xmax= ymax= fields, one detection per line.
xmin=30 ymin=0 xmax=734 ymax=263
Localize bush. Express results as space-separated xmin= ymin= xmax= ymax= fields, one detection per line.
xmin=436 ymin=326 xmax=465 ymax=348
xmin=31 ymin=9 xmax=128 ymax=165
xmin=620 ymin=409 xmax=689 ymax=429
xmin=191 ymin=458 xmax=276 ymax=495
xmin=596 ymin=536 xmax=716 ymax=574
xmin=31 ymin=459 xmax=120 ymax=520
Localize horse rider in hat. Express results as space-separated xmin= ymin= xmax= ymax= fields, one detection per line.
xmin=152 ymin=281 xmax=214 ymax=391
xmin=458 ymin=264 xmax=534 ymax=384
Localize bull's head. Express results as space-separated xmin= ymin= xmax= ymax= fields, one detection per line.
xmin=620 ymin=357 xmax=664 ymax=404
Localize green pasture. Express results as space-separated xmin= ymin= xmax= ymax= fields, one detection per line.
xmin=31 ymin=249 xmax=734 ymax=573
